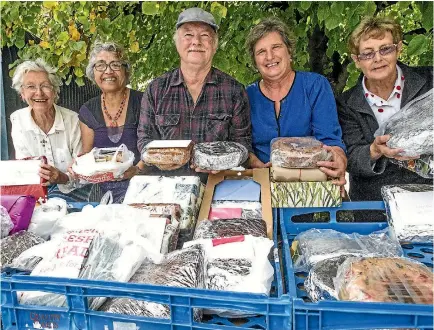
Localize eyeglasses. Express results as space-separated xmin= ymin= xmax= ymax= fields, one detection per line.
xmin=22 ymin=84 xmax=54 ymax=93
xmin=93 ymin=61 xmax=127 ymax=72
xmin=357 ymin=44 xmax=398 ymax=61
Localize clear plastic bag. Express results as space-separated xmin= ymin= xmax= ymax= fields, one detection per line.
xmin=192 ymin=142 xmax=249 ymax=171
xmin=389 ymin=155 xmax=433 ymax=179
xmin=305 ymin=254 xmax=351 ymax=302
xmin=28 ymin=198 xmax=67 ymax=240
xmin=193 ymin=218 xmax=267 ymax=240
xmin=1 ymin=231 xmax=45 ymax=270
xmin=270 ymin=137 xmax=332 ymax=169
xmin=375 ymin=89 xmax=433 ymax=157
xmin=334 ymin=257 xmax=433 ymax=304
xmin=0 ymin=205 xmax=13 ymax=238
xmin=292 ymin=229 xmax=403 ymax=272
xmin=100 ymin=245 xmax=205 ymax=320
xmin=381 ymin=184 xmax=433 ymax=243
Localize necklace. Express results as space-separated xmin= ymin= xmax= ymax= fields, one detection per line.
xmin=102 ymin=91 xmax=127 ymax=127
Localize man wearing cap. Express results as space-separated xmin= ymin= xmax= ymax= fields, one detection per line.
xmin=137 ymin=7 xmax=252 ymax=174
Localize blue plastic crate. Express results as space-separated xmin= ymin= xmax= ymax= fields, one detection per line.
xmin=280 ymin=201 xmax=434 ymax=330
xmin=1 ymin=208 xmax=290 ymax=330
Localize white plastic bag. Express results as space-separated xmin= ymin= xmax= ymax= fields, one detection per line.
xmin=72 ymin=144 xmax=135 ymax=182
xmin=28 ymin=198 xmax=67 ymax=240
xmin=184 ymin=235 xmax=274 ymax=317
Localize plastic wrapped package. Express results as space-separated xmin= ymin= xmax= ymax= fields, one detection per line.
xmin=381 ymin=184 xmax=433 ymax=243
xmin=304 ymin=254 xmax=351 ymax=302
xmin=390 ymin=155 xmax=433 ymax=179
xmin=28 ymin=198 xmax=67 ymax=240
xmin=72 ymin=144 xmax=135 ymax=183
xmin=334 ymin=257 xmax=433 ymax=304
xmin=0 ymin=205 xmax=13 ymax=238
xmin=142 ymin=140 xmax=193 ymax=170
xmin=80 ymin=232 xmax=152 ymax=310
xmin=9 ymin=240 xmax=59 ymax=272
xmin=100 ymin=245 xmax=205 ymax=320
xmin=19 ymin=229 xmax=98 ymax=307
xmin=129 ymin=203 xmax=181 ymax=253
xmin=210 ymin=201 xmax=262 ymax=220
xmin=291 ymin=229 xmax=403 ymax=272
xmin=185 ymin=235 xmax=274 ymax=317
xmin=375 ymin=89 xmax=433 ymax=158
xmin=270 ymin=137 xmax=332 ymax=169
xmin=193 ymin=218 xmax=267 ymax=240
xmin=1 ymin=231 xmax=45 ymax=269
xmin=123 ymin=176 xmax=204 ymax=232
xmin=192 ymin=142 xmax=249 ymax=171
xmin=51 ymin=204 xmax=166 ymax=256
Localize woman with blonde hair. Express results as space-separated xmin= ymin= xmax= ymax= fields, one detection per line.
xmin=337 ymin=17 xmax=433 ymax=201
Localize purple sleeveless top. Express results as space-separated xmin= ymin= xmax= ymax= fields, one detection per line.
xmin=78 ymin=89 xmax=143 ymax=203
xmin=78 ymin=89 xmax=143 ymax=163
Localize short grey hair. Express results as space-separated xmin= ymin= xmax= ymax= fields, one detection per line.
xmin=85 ymin=41 xmax=131 ymax=84
xmin=173 ymin=25 xmax=219 ymax=50
xmin=245 ymin=17 xmax=296 ymax=68
xmin=11 ymin=58 xmax=61 ymax=102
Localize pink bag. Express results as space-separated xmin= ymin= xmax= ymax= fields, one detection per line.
xmin=0 ymin=195 xmax=36 ymax=234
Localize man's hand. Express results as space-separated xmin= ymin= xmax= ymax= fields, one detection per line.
xmin=249 ymin=153 xmax=271 ymax=168
xmin=370 ymin=135 xmax=419 ymax=161
xmin=190 ymin=163 xmax=220 ymax=174
xmin=39 ymin=163 xmax=69 ymax=185
xmin=317 ymin=145 xmax=347 ymax=187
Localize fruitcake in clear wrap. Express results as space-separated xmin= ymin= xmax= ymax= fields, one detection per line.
xmin=192 ymin=141 xmax=248 ymax=170
xmin=142 ymin=140 xmax=193 ymax=170
xmin=270 ymin=137 xmax=332 ymax=169
xmin=334 ymin=257 xmax=433 ymax=304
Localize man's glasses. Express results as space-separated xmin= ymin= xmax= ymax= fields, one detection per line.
xmin=93 ymin=60 xmax=127 ymax=72
xmin=22 ymin=84 xmax=54 ymax=93
xmin=357 ymin=44 xmax=398 ymax=61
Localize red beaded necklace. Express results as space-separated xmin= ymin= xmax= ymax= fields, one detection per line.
xmin=102 ymin=90 xmax=127 ymax=127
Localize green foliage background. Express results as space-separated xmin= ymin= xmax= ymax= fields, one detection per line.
xmin=1 ymin=1 xmax=432 ymax=93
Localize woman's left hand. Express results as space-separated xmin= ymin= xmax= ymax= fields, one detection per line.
xmin=120 ymin=165 xmax=140 ymax=180
xmin=316 ymin=145 xmax=347 ymax=186
xmin=39 ymin=164 xmax=69 ymax=185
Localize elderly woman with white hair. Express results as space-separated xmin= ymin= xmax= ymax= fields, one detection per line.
xmin=79 ymin=41 xmax=144 ymax=203
xmin=10 ymin=59 xmax=92 ymax=202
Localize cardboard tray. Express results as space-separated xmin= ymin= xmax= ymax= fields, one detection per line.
xmin=197 ymin=168 xmax=273 ymax=239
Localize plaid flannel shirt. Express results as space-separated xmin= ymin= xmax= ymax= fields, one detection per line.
xmin=137 ymin=67 xmax=252 ymax=157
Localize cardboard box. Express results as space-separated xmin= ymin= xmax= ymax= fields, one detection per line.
xmin=197 ymin=168 xmax=273 ymax=239
xmin=271 ymin=181 xmax=341 ymax=208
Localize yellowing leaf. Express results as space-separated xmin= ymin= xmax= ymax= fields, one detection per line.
xmin=130 ymin=41 xmax=139 ymax=53
xmin=90 ymin=24 xmax=96 ymax=34
xmin=90 ymin=11 xmax=96 ymax=20
xmin=29 ymin=40 xmax=35 ymax=45
xmin=76 ymin=53 xmax=87 ymax=61
xmin=70 ymin=28 xmax=81 ymax=41
xmin=43 ymin=1 xmax=57 ymax=9
xmin=40 ymin=41 xmax=50 ymax=49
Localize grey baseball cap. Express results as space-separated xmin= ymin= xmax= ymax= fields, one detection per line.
xmin=176 ymin=7 xmax=219 ymax=31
